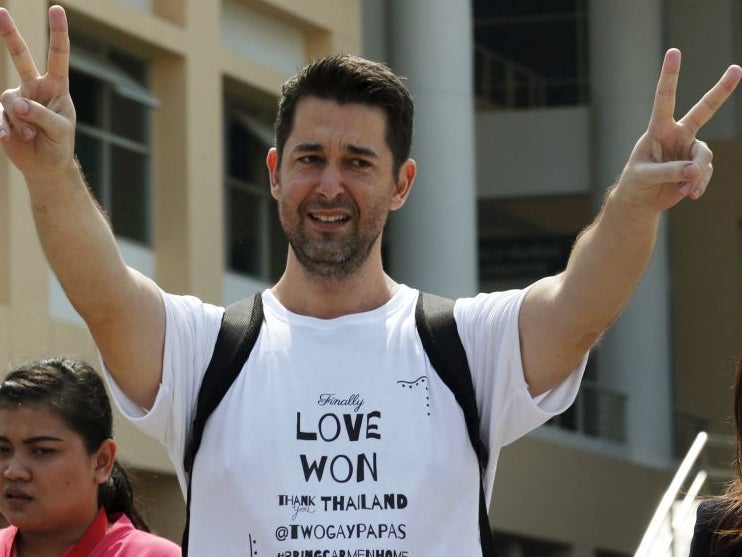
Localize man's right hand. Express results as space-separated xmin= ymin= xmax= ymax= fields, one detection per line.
xmin=0 ymin=5 xmax=76 ymax=183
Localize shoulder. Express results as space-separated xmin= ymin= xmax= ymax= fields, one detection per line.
xmin=690 ymin=498 xmax=742 ymax=557
xmin=161 ymin=289 xmax=224 ymax=323
xmin=0 ymin=527 xmax=16 ymax=554
xmin=699 ymin=498 xmax=722 ymax=514
xmin=101 ymin=516 xmax=181 ymax=556
xmin=452 ymin=289 xmax=528 ymax=347
xmin=454 ymin=288 xmax=528 ymax=322
xmin=696 ymin=498 xmax=729 ymax=529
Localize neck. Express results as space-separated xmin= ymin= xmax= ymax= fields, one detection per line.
xmin=14 ymin=506 xmax=102 ymax=557
xmin=272 ymin=254 xmax=398 ymax=318
xmin=15 ymin=532 xmax=77 ymax=557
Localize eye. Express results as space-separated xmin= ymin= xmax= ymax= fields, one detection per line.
xmin=297 ymin=154 xmax=323 ymax=165
xmin=31 ymin=447 xmax=54 ymax=456
xmin=0 ymin=446 xmax=10 ymax=455
xmin=349 ymin=158 xmax=372 ymax=169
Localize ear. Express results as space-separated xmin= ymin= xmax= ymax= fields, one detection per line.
xmin=93 ymin=439 xmax=117 ymax=485
xmin=267 ymin=148 xmax=281 ymax=200
xmin=390 ymin=158 xmax=416 ymax=211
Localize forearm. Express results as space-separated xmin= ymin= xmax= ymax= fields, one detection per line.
xmin=26 ymin=159 xmax=143 ymax=325
xmin=520 ymin=185 xmax=661 ymax=394
xmin=557 ymin=185 xmax=660 ymax=335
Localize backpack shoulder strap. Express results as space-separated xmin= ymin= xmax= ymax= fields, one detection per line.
xmin=181 ymin=291 xmax=264 ymax=555
xmin=415 ymin=291 xmax=498 ymax=557
xmin=184 ymin=291 xmax=264 ymax=475
xmin=415 ymin=291 xmax=487 ymax=468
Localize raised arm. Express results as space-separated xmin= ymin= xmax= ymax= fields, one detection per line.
xmin=0 ymin=5 xmax=164 ymax=409
xmin=519 ymin=48 xmax=742 ymax=396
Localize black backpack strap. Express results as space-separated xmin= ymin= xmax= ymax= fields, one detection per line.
xmin=181 ymin=292 xmax=264 ymax=555
xmin=415 ymin=291 xmax=498 ymax=557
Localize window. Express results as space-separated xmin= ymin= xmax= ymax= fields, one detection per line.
xmin=224 ymin=102 xmax=285 ymax=280
xmin=69 ymin=37 xmax=156 ymax=245
xmin=474 ymin=0 xmax=589 ymax=108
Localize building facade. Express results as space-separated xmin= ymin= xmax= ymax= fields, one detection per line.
xmin=1 ymin=0 xmax=741 ymax=555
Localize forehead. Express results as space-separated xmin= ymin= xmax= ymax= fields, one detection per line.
xmin=288 ymin=97 xmax=389 ymax=151
xmin=0 ymin=405 xmax=70 ymax=437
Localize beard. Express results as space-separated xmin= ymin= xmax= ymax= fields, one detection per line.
xmin=280 ymin=197 xmax=387 ymax=280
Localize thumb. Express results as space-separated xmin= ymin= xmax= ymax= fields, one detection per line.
xmin=11 ymin=97 xmax=69 ymax=140
xmin=633 ymin=160 xmax=701 ymax=185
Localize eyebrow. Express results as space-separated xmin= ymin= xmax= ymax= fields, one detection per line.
xmin=291 ymin=143 xmax=379 ymax=158
xmin=292 ymin=142 xmax=323 ymax=154
xmin=0 ymin=435 xmax=63 ymax=444
xmin=347 ymin=144 xmax=379 ymax=158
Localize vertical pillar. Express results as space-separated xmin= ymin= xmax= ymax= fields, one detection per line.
xmin=385 ymin=0 xmax=478 ymax=298
xmin=154 ymin=0 xmax=223 ymax=300
xmin=590 ymin=0 xmax=673 ymax=467
xmin=5 ymin=0 xmax=53 ymax=357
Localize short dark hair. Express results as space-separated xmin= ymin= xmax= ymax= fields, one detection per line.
xmin=275 ymin=54 xmax=414 ymax=175
xmin=0 ymin=357 xmax=151 ymax=531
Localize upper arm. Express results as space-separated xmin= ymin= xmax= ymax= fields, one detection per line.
xmin=519 ymin=275 xmax=600 ymax=397
xmin=86 ymin=267 xmax=166 ymax=410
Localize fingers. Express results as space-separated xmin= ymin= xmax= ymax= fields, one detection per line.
xmin=682 ymin=139 xmax=714 ymax=199
xmin=0 ymin=87 xmax=35 ymax=140
xmin=678 ymin=64 xmax=742 ymax=135
xmin=46 ymin=5 xmax=69 ymax=83
xmin=0 ymin=8 xmax=40 ymax=84
xmin=648 ymin=49 xmax=681 ymax=132
xmin=634 ymin=138 xmax=714 ymax=200
xmin=0 ymin=95 xmax=69 ymax=142
xmin=636 ymin=159 xmax=699 ymax=187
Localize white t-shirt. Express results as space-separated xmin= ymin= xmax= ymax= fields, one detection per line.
xmin=105 ymin=285 xmax=585 ymax=557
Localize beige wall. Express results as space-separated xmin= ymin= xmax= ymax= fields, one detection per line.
xmin=671 ymin=140 xmax=742 ymax=454
xmin=492 ymin=435 xmax=671 ymax=556
xmin=0 ymin=0 xmax=361 ymax=543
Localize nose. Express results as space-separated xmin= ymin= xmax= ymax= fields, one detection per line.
xmin=3 ymin=456 xmax=30 ymax=482
xmin=316 ymin=163 xmax=344 ymax=200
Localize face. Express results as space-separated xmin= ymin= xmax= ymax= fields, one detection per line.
xmin=267 ymin=97 xmax=416 ymax=279
xmin=0 ymin=405 xmax=114 ymax=536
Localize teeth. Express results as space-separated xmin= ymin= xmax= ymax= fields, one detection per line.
xmin=314 ymin=215 xmax=346 ymax=222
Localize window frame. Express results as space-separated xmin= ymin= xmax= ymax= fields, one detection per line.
xmin=69 ymin=38 xmax=156 ymax=245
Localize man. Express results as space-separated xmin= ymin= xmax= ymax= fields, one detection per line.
xmin=0 ymin=4 xmax=739 ymax=556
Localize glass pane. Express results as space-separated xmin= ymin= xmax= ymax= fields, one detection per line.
xmin=110 ymin=146 xmax=149 ymax=244
xmin=70 ymin=69 xmax=101 ymax=126
xmin=109 ymin=49 xmax=147 ymax=83
xmin=228 ymin=187 xmax=262 ymax=276
xmin=227 ymin=117 xmax=269 ymax=185
xmin=74 ymin=132 xmax=103 ymax=204
xmin=111 ymin=94 xmax=148 ymax=143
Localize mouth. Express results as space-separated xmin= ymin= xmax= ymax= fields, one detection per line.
xmin=307 ymin=212 xmax=351 ymax=229
xmin=4 ymin=489 xmax=32 ymax=502
xmin=310 ymin=212 xmax=349 ymax=222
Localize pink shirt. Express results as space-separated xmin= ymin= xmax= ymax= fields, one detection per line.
xmin=0 ymin=508 xmax=180 ymax=556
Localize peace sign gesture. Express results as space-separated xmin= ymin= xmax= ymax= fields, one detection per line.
xmin=0 ymin=5 xmax=76 ymax=183
xmin=617 ymin=48 xmax=742 ymax=213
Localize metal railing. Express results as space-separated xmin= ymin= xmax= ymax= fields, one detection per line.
xmin=634 ymin=431 xmax=735 ymax=557
xmin=474 ymin=44 xmax=589 ymax=109
xmin=474 ymin=45 xmax=548 ymax=108
xmin=547 ymin=382 xmax=627 ymax=442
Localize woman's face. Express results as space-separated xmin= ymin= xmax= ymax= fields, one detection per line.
xmin=0 ymin=404 xmax=114 ymax=535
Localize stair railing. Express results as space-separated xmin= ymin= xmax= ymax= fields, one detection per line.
xmin=634 ymin=431 xmax=709 ymax=557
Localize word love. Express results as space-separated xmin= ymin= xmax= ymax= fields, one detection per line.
xmin=296 ymin=411 xmax=381 ymax=442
